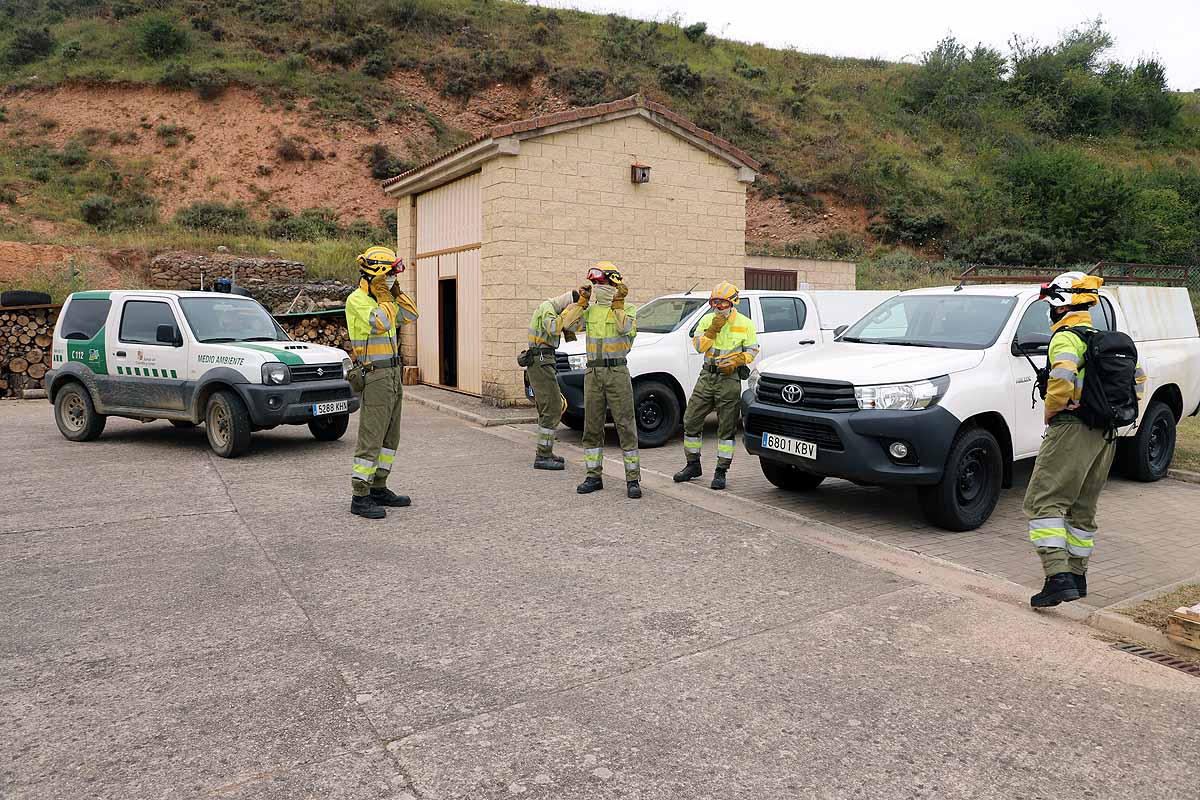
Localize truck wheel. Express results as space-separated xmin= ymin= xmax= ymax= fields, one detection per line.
xmin=1119 ymin=400 xmax=1175 ymax=482
xmin=309 ymin=414 xmax=349 ymax=441
xmin=54 ymin=382 xmax=106 ymax=442
xmin=918 ymin=427 xmax=1002 ymax=531
xmin=206 ymin=390 xmax=252 ymax=458
xmin=634 ymin=379 xmax=680 ymax=448
xmin=759 ymin=457 xmax=825 ymax=491
xmin=562 ymin=410 xmax=585 ymax=431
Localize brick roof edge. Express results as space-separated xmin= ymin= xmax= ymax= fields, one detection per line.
xmin=381 ymin=94 xmax=761 ymax=190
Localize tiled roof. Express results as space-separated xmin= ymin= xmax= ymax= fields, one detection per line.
xmin=380 ymin=94 xmax=760 ymax=189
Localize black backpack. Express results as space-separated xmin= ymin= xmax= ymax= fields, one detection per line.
xmin=1062 ymin=326 xmax=1140 ymax=436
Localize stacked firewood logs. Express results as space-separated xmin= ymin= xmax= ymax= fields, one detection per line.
xmin=1 ymin=306 xmax=58 ymax=397
xmin=277 ymin=314 xmax=352 ymax=355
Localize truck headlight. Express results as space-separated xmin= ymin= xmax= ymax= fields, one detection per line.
xmin=747 ymin=368 xmax=761 ymax=396
xmin=342 ymin=358 xmax=352 ymax=378
xmin=568 ymin=354 xmax=587 ymax=370
xmin=261 ymin=362 xmax=291 ymax=385
xmin=854 ymin=376 xmax=949 ymax=410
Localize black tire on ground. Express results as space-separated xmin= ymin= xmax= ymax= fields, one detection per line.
xmin=206 ymin=390 xmax=252 ymax=458
xmin=918 ymin=426 xmax=1003 ymax=531
xmin=309 ymin=414 xmax=350 ymax=441
xmin=1 ymin=290 xmax=52 ymax=307
xmin=54 ymin=382 xmax=106 ymax=442
xmin=633 ymin=379 xmax=680 ymax=448
xmin=170 ymin=420 xmax=197 ymax=429
xmin=1118 ymin=400 xmax=1176 ymax=482
xmin=759 ymin=457 xmax=825 ymax=491
xmin=562 ymin=410 xmax=585 ymax=431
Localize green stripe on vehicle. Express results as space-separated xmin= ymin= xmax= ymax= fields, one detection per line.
xmin=71 ymin=290 xmax=112 ymax=300
xmin=228 ymin=343 xmax=305 ymax=366
xmin=170 ymin=369 xmax=177 ymax=378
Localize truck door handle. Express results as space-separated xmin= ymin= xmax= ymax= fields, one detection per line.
xmin=115 ymin=351 xmax=126 ymax=357
xmin=797 ymin=339 xmax=815 ymax=345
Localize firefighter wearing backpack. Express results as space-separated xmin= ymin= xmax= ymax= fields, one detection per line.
xmin=1024 ymin=271 xmax=1147 ymax=608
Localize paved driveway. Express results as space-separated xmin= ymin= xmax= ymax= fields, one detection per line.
xmin=542 ymin=419 xmax=1200 ymax=608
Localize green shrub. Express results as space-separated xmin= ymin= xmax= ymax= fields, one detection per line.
xmin=266 ymin=207 xmax=342 ymax=241
xmin=379 ymin=208 xmax=398 ymax=233
xmin=135 ymin=15 xmax=189 ymax=60
xmin=79 ymin=194 xmax=115 ymax=227
xmin=174 ymin=202 xmax=259 ymax=234
xmin=4 ymin=28 xmax=56 ymax=66
xmin=682 ymin=22 xmax=708 ymax=42
xmin=59 ymin=141 xmax=90 ymax=168
xmin=0 ymin=186 xmax=16 ymax=205
xmin=155 ymin=123 xmax=189 ymax=147
xmin=601 ymin=14 xmax=663 ymax=65
xmin=868 ymin=201 xmax=949 ymax=247
xmin=733 ymin=57 xmax=765 ymax=81
xmin=658 ymin=61 xmax=702 ymax=98
xmin=549 ymin=68 xmax=611 ymax=106
xmin=365 ymin=143 xmax=411 ymax=180
xmin=362 ymin=51 xmax=392 ymax=79
xmin=947 ymin=228 xmax=1056 ymax=265
xmin=276 ymin=136 xmax=306 ymax=162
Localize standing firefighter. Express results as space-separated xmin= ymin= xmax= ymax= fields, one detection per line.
xmin=1024 ymin=271 xmax=1146 ymax=607
xmin=524 ymin=288 xmax=584 ymax=469
xmin=673 ymin=282 xmax=760 ymax=490
xmin=572 ymin=263 xmax=642 ymax=499
xmin=345 ymin=246 xmax=419 ymax=520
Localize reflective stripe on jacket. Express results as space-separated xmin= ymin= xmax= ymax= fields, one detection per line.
xmin=345 ymin=285 xmax=417 ymax=364
xmin=584 ymin=303 xmax=637 ymax=362
xmin=1045 ymin=310 xmax=1146 ymax=415
xmin=528 ymin=299 xmax=579 ymax=348
xmin=693 ymin=309 xmax=760 ymax=368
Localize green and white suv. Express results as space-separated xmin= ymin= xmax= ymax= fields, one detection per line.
xmin=47 ymin=290 xmax=359 ymax=457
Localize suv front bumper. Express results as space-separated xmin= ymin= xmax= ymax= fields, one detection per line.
xmin=240 ymin=381 xmax=360 ymax=427
xmin=741 ymin=390 xmax=960 ymax=486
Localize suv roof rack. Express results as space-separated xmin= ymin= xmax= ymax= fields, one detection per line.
xmin=954 ymin=262 xmax=1194 ymax=291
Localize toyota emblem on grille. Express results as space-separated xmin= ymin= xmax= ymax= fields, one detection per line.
xmin=316 ymin=367 xmax=325 ymax=377
xmin=781 ymin=384 xmax=804 ymax=404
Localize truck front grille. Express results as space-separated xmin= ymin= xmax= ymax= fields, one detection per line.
xmin=757 ymin=375 xmax=856 ymax=412
xmin=291 ymin=363 xmax=344 ymax=382
xmin=555 ymin=352 xmax=571 ymax=372
xmin=745 ymin=412 xmax=844 ymax=451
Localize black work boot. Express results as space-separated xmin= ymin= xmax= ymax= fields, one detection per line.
xmin=627 ymin=480 xmax=642 ymax=499
xmin=576 ymin=476 xmax=604 ymax=494
xmin=351 ymin=495 xmax=386 ymax=519
xmin=1073 ymin=573 xmax=1087 ymax=598
xmin=370 ymin=488 xmax=411 ymax=508
xmin=673 ymin=461 xmax=702 ymax=483
xmin=534 ymin=454 xmax=566 ymax=471
xmin=1030 ymin=572 xmax=1081 ymax=608
xmin=710 ymin=467 xmax=728 ymax=491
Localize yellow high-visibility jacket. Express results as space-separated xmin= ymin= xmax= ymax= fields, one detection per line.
xmin=1046 ymin=310 xmax=1146 ymax=416
xmin=528 ymin=299 xmax=582 ymax=349
xmin=693 ymin=309 xmax=760 ymax=370
xmin=345 ymin=281 xmax=418 ymax=365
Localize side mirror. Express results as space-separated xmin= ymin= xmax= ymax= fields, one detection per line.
xmin=1011 ymin=338 xmax=1047 ymax=357
xmin=833 ymin=325 xmax=848 ymax=339
xmin=157 ymin=324 xmax=182 ymax=347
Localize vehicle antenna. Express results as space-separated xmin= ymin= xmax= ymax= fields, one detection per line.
xmin=684 ymin=281 xmax=700 ymax=296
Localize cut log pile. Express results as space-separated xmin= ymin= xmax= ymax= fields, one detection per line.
xmin=277 ymin=315 xmax=352 ymax=355
xmin=1 ymin=306 xmax=59 ymax=398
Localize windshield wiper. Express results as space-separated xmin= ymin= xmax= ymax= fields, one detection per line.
xmin=239 ymin=336 xmax=280 ymax=342
xmin=199 ymin=337 xmax=236 ymax=343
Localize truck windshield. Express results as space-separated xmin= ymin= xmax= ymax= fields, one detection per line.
xmin=179 ymin=297 xmax=288 ymax=343
xmin=636 ymin=297 xmax=707 ymax=333
xmin=840 ymin=295 xmax=1019 ymax=350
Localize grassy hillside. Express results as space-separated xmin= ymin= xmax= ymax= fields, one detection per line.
xmin=1 ymin=0 xmax=1199 ymax=299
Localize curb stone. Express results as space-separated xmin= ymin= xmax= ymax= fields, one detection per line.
xmin=405 ymin=390 xmax=538 ymax=427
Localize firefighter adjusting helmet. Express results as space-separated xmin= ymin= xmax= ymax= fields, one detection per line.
xmin=586 ymin=261 xmax=624 ymax=286
xmin=357 ymin=245 xmax=403 ymax=277
xmin=1040 ymin=270 xmax=1101 ymax=308
xmin=709 ymin=281 xmax=739 ymax=308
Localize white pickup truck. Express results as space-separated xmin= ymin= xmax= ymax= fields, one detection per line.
xmin=743 ymin=284 xmax=1200 ymax=530
xmin=46 ymin=290 xmax=358 ymax=457
xmin=546 ymin=289 xmax=896 ymax=447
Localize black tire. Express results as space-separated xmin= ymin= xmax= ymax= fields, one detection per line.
xmin=2 ymin=290 xmax=52 ymax=307
xmin=759 ymin=457 xmax=825 ymax=491
xmin=206 ymin=390 xmax=252 ymax=458
xmin=170 ymin=420 xmax=197 ymax=429
xmin=918 ymin=426 xmax=1003 ymax=531
xmin=309 ymin=414 xmax=350 ymax=441
xmin=634 ymin=379 xmax=680 ymax=448
xmin=1119 ymin=400 xmax=1176 ymax=482
xmin=562 ymin=410 xmax=585 ymax=431
xmin=53 ymin=382 xmax=106 ymax=442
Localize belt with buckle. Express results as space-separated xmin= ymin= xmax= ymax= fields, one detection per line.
xmin=587 ymin=357 xmax=627 ymax=368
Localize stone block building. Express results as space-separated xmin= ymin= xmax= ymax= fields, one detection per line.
xmin=382 ymin=95 xmax=760 ymax=405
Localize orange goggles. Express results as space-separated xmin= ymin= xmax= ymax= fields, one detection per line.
xmin=586 ymin=268 xmax=610 ymax=284
xmin=709 ymin=298 xmax=733 ymax=310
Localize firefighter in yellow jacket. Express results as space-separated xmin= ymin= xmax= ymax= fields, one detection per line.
xmin=1024 ymin=271 xmax=1147 ymax=606
xmin=673 ymin=282 xmax=760 ymax=490
xmin=345 ymin=246 xmax=419 ymax=519
xmin=525 ymin=288 xmax=584 ymax=469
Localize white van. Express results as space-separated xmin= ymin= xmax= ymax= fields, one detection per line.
xmin=546 ymin=289 xmax=896 ymax=447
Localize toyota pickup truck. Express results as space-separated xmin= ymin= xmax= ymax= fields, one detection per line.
xmin=546 ymin=289 xmax=896 ymax=447
xmin=742 ymin=284 xmax=1200 ymax=530
xmin=46 ymin=290 xmax=359 ymax=457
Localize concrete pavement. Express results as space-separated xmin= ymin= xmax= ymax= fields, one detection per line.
xmin=1 ymin=399 xmax=1198 ymax=799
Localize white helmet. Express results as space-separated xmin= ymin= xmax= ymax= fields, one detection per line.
xmin=1040 ymin=270 xmax=1100 ymax=308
